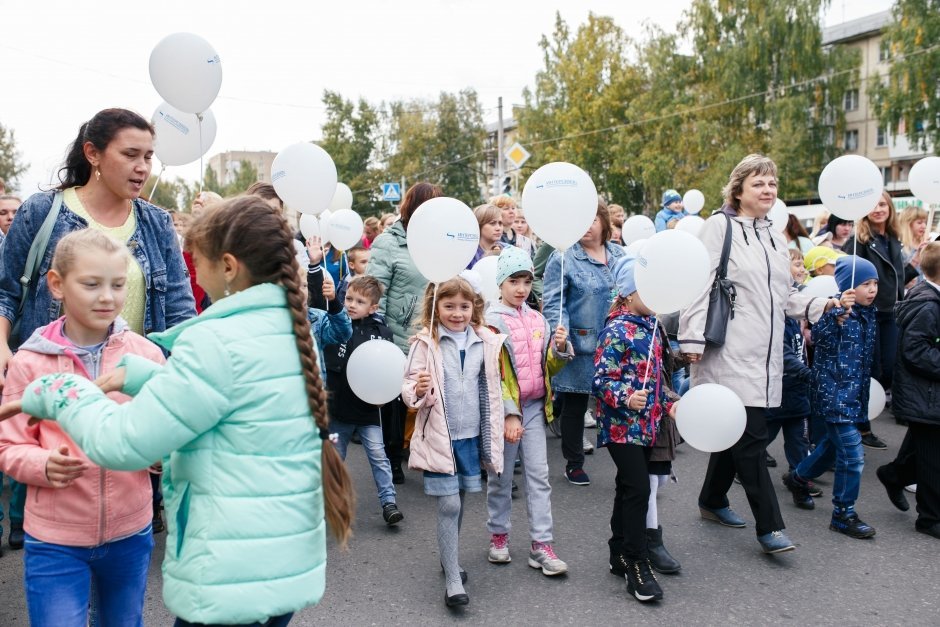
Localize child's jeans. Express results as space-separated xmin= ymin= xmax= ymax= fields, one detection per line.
xmin=766 ymin=416 xmax=811 ymax=470
xmin=795 ymin=422 xmax=864 ymax=509
xmin=487 ymin=397 xmax=554 ymax=543
xmin=24 ymin=524 xmax=154 ymax=627
xmin=332 ymin=420 xmax=397 ymax=506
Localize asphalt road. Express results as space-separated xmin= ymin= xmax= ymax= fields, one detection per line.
xmin=0 ymin=412 xmax=936 ymax=625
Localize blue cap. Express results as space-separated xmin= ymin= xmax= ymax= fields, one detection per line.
xmin=612 ymin=252 xmax=638 ymax=297
xmin=662 ymin=189 xmax=682 ymax=207
xmin=496 ymin=245 xmax=534 ymax=285
xmin=835 ymin=255 xmax=878 ymax=292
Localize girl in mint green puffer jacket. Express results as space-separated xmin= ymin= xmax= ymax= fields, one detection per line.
xmin=0 ymin=198 xmax=355 ymax=626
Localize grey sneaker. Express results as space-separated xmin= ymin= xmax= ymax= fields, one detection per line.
xmin=528 ymin=542 xmax=568 ymax=576
xmin=488 ymin=533 xmax=511 ymax=563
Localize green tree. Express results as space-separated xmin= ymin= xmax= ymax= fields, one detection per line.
xmin=144 ymin=174 xmax=185 ymax=210
xmin=319 ymin=91 xmax=384 ymax=216
xmin=201 ymin=160 xmax=259 ymax=198
xmin=0 ymin=123 xmax=28 ymax=192
xmin=624 ymin=0 xmax=857 ymax=211
xmin=517 ymin=13 xmax=647 ymax=210
xmin=870 ymin=0 xmax=940 ymax=151
xmin=382 ymin=90 xmax=487 ymax=205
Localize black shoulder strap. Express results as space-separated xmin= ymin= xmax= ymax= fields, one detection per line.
xmin=716 ymin=212 xmax=733 ymax=280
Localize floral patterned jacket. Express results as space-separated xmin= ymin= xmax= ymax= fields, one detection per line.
xmin=592 ymin=307 xmax=677 ymax=448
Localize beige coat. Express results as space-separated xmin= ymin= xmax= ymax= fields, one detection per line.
xmin=678 ymin=208 xmax=828 ymax=408
xmin=402 ymin=327 xmax=506 ymax=475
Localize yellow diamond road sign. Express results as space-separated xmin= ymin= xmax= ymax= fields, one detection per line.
xmin=505 ymin=142 xmax=530 ymax=169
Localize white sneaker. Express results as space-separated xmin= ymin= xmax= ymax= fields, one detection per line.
xmin=528 ymin=542 xmax=568 ymax=576
xmin=905 ymin=484 xmax=917 ymax=494
xmin=584 ymin=409 xmax=595 ymax=428
xmin=488 ymin=533 xmax=511 ymax=563
xmin=583 ymin=436 xmax=595 ymax=454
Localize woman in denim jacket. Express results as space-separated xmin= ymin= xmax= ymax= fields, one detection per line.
xmin=543 ymin=200 xmax=624 ymax=486
xmin=0 ymin=109 xmax=196 ymax=375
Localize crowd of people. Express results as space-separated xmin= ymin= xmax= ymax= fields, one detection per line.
xmin=0 ymin=108 xmax=935 ymax=625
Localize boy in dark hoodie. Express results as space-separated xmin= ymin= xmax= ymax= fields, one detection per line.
xmin=876 ymin=242 xmax=940 ymax=539
xmin=784 ymin=256 xmax=879 ymax=539
xmin=323 ymin=275 xmax=403 ymax=527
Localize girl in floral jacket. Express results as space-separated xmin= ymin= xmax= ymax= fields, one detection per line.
xmin=592 ymin=253 xmax=678 ymax=605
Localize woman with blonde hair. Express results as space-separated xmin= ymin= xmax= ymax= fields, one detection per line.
xmin=899 ymin=206 xmax=929 ymax=266
xmin=844 ymin=191 xmax=920 ymax=445
xmin=469 ymin=203 xmax=506 ymax=268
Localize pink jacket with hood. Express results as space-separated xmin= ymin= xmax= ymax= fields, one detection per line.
xmin=0 ymin=317 xmax=165 ymax=546
xmin=402 ymin=325 xmax=506 ymax=475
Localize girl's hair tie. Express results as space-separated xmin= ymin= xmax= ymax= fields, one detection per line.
xmin=318 ymin=427 xmax=339 ymax=444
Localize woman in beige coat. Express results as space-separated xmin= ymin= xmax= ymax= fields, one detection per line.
xmin=679 ymin=154 xmax=840 ymax=555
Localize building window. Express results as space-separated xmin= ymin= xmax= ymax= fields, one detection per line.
xmin=879 ymin=39 xmax=891 ymax=62
xmin=876 ymin=126 xmax=887 ymax=147
xmin=843 ymin=89 xmax=860 ymax=111
xmin=881 ymin=166 xmax=892 ymax=185
xmin=844 ymin=129 xmax=859 ymax=151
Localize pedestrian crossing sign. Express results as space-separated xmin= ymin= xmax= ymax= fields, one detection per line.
xmin=382 ymin=183 xmax=402 ymax=202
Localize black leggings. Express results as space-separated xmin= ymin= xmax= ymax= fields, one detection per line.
xmin=557 ymin=392 xmax=589 ymax=470
xmin=607 ymin=443 xmax=652 ymax=561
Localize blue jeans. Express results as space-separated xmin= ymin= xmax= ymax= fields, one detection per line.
xmin=331 ymin=420 xmax=397 ymax=506
xmin=795 ymin=422 xmax=864 ymax=510
xmin=669 ymin=340 xmax=690 ymax=396
xmin=766 ymin=416 xmax=811 ymax=471
xmin=24 ymin=524 xmax=154 ymax=627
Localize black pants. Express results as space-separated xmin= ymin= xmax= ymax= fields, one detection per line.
xmin=607 ymin=443 xmax=652 ymax=561
xmin=383 ymin=396 xmax=406 ymax=467
xmin=557 ymin=392 xmax=589 ymax=470
xmin=699 ymin=406 xmax=785 ymax=536
xmin=879 ymin=422 xmax=940 ymax=528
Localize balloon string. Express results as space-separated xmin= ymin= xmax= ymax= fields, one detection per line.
xmin=148 ymin=165 xmax=165 ymax=202
xmin=197 ymin=114 xmax=205 ymax=194
xmin=641 ymin=317 xmax=660 ymax=389
xmin=850 ymin=230 xmax=857 ymax=289
xmin=559 ymin=251 xmax=565 ymax=328
xmin=430 ymin=282 xmax=439 ymax=336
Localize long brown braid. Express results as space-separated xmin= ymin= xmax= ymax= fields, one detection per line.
xmin=186 ymin=196 xmax=355 ymax=547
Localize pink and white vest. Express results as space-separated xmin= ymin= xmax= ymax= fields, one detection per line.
xmin=502 ymin=305 xmax=547 ymax=402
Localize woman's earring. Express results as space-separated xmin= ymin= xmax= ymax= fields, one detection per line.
xmin=224 ymin=283 xmax=231 ymax=297
xmin=95 ymin=169 xmax=101 ymax=181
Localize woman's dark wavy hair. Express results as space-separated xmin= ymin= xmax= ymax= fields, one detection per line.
xmin=56 ymin=109 xmax=154 ymax=190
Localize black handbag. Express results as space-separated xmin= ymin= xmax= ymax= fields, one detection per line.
xmin=703 ymin=213 xmax=736 ymax=347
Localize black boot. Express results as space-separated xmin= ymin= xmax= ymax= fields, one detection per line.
xmin=620 ymin=555 xmax=663 ymax=603
xmin=645 ymin=526 xmax=680 ymax=574
xmin=9 ymin=522 xmax=24 ymax=550
xmin=391 ymin=462 xmax=405 ymax=485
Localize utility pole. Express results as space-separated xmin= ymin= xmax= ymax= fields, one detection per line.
xmin=496 ymin=97 xmax=504 ymax=196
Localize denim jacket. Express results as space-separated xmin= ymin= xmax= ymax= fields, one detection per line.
xmin=543 ymin=241 xmax=625 ymax=393
xmin=0 ymin=191 xmax=196 ymax=347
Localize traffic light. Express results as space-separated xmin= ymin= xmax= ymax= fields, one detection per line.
xmin=501 ymin=175 xmax=512 ymax=195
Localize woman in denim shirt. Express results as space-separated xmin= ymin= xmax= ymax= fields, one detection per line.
xmin=543 ymin=200 xmax=624 ymax=487
xmin=0 ymin=108 xmax=196 ymax=381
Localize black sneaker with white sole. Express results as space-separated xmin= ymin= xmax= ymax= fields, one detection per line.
xmin=382 ymin=503 xmax=404 ymax=526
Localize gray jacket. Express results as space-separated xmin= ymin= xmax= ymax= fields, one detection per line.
xmin=678 ymin=207 xmax=828 ymax=408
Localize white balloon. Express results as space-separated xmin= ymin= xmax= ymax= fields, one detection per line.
xmin=768 ymin=199 xmax=789 ymax=233
xmin=675 ymin=384 xmax=747 ymax=452
xmin=347 ymin=339 xmax=407 ymax=405
xmin=683 ymin=189 xmax=706 ymax=215
xmin=407 ymin=198 xmax=480 ymax=283
xmin=330 ymin=183 xmax=354 ymax=211
xmin=521 ymin=162 xmax=598 ymax=250
xmin=328 ymin=209 xmax=364 ymax=250
xmin=635 ymin=230 xmax=710 ymax=313
xmin=318 ymin=210 xmax=332 ymax=245
xmin=868 ymin=378 xmax=887 ymax=421
xmin=149 ymin=33 xmax=222 ymax=114
xmin=675 ymin=215 xmax=706 ymax=237
xmin=909 ymin=156 xmax=940 ymax=204
xmin=271 ymin=143 xmax=337 ymax=215
xmin=151 ymin=103 xmax=217 ymax=167
xmin=621 ymin=215 xmax=656 ymax=244
xmin=802 ymin=275 xmax=839 ymax=298
xmin=299 ymin=214 xmax=319 ymax=240
xmin=625 ymin=239 xmax=647 ymax=256
xmin=472 ymin=255 xmax=501 ymax=303
xmin=818 ymin=155 xmax=884 ymax=220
